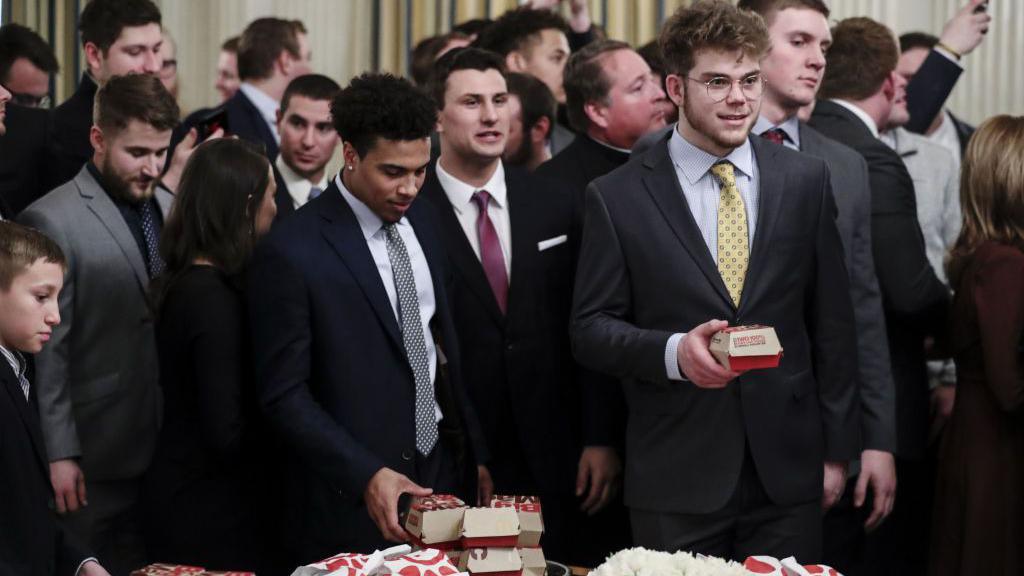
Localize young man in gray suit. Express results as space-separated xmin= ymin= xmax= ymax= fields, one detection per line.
xmin=738 ymin=0 xmax=899 ymax=536
xmin=19 ymin=74 xmax=179 ymax=576
xmin=571 ymin=0 xmax=858 ymax=562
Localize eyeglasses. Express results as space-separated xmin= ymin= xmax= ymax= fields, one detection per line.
xmin=10 ymin=92 xmax=51 ymax=108
xmin=685 ymin=74 xmax=765 ymax=103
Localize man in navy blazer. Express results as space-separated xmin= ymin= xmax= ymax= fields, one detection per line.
xmin=249 ymin=73 xmax=490 ymax=564
xmin=572 ymin=2 xmax=858 ymax=561
xmin=170 ymin=18 xmax=311 ymax=161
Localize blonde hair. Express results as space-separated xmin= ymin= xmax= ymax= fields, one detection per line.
xmin=947 ymin=115 xmax=1024 ymax=285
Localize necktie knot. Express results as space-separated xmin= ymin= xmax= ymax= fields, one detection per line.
xmin=710 ymin=161 xmax=736 ymax=188
xmin=308 ymin=185 xmax=323 ymax=201
xmin=472 ymin=190 xmax=491 ymax=211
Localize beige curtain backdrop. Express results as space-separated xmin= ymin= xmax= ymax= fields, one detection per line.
xmin=9 ymin=0 xmax=1020 ymax=124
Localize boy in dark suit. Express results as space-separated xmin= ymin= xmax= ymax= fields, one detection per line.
xmin=0 ymin=221 xmax=109 ymax=576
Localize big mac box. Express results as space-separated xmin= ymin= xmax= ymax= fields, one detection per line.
xmin=460 ymin=507 xmax=520 ymax=548
xmin=404 ymin=494 xmax=467 ymax=549
xmin=709 ymin=325 xmax=783 ymax=371
xmin=458 ymin=548 xmax=523 ymax=576
xmin=490 ymin=495 xmax=544 ymax=547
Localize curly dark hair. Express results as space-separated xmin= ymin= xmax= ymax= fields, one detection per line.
xmin=331 ymin=73 xmax=437 ymax=158
xmin=79 ymin=0 xmax=161 ymax=52
xmin=473 ymin=7 xmax=570 ymax=57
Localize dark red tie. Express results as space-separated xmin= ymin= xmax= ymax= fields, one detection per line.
xmin=471 ymin=190 xmax=509 ymax=314
xmin=760 ymin=128 xmax=787 ymax=145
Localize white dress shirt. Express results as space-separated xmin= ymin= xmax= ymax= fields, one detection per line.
xmin=239 ymin=82 xmax=281 ymax=143
xmin=435 ymin=159 xmax=513 ymax=277
xmin=336 ymin=175 xmax=442 ymax=422
xmin=275 ymin=155 xmax=328 ymax=209
xmin=928 ymin=110 xmax=964 ymax=168
xmin=662 ymin=125 xmax=761 ymax=381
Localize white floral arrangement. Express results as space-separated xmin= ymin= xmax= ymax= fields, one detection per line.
xmin=588 ymin=547 xmax=749 ymax=576
xmin=588 ymin=549 xmax=844 ymax=576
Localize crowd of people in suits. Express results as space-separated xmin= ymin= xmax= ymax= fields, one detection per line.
xmin=0 ymin=0 xmax=1020 ymax=576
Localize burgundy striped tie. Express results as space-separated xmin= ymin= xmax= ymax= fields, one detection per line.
xmin=471 ymin=190 xmax=508 ymax=314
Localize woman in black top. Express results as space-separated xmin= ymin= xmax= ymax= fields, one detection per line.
xmin=143 ymin=139 xmax=278 ymax=571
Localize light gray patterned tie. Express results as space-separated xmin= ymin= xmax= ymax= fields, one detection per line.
xmin=308 ymin=186 xmax=323 ymax=201
xmin=383 ymin=223 xmax=438 ymax=455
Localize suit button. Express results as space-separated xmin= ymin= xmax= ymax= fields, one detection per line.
xmin=402 ymin=450 xmax=414 ymax=461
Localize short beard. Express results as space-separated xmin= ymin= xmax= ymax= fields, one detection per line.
xmin=503 ymin=125 xmax=534 ymax=167
xmin=101 ymin=157 xmax=154 ymax=204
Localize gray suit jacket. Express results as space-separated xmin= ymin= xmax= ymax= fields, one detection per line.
xmin=636 ymin=125 xmax=897 ymax=452
xmin=800 ymin=124 xmax=897 ymax=453
xmin=19 ymin=166 xmax=170 ymax=481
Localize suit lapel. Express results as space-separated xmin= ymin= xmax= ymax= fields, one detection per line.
xmin=421 ymin=169 xmax=504 ymax=326
xmin=506 ymin=170 xmax=537 ymax=320
xmin=1 ymin=359 xmax=48 ymax=473
xmin=739 ymin=137 xmax=786 ymax=314
xmin=640 ymin=142 xmax=734 ymax=308
xmin=317 ymin=182 xmax=403 ymax=350
xmin=76 ymin=168 xmax=150 ymax=289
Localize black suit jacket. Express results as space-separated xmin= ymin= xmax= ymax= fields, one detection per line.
xmin=248 ymin=181 xmax=487 ymax=559
xmin=535 ymin=134 xmax=630 ymax=262
xmin=0 ymin=104 xmax=50 ymax=216
xmin=905 ymin=50 xmax=962 ymax=135
xmin=810 ymin=100 xmax=950 ymax=460
xmin=170 ymin=89 xmax=279 ymax=163
xmin=0 ymin=359 xmax=90 ymax=575
xmin=571 ymin=136 xmax=859 ymax=514
xmin=271 ymin=163 xmax=295 ymax=223
xmin=46 ymin=74 xmax=98 ymax=193
xmin=419 ymin=163 xmax=617 ymax=495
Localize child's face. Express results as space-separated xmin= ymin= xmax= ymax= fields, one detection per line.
xmin=0 ymin=260 xmax=63 ymax=353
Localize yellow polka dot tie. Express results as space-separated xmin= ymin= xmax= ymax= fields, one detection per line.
xmin=711 ymin=161 xmax=748 ymax=307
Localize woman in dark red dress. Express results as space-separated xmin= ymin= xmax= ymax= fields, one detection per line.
xmin=930 ymin=115 xmax=1024 ymax=576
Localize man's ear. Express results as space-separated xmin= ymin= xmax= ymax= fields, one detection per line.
xmin=277 ymin=49 xmax=293 ymax=77
xmin=530 ymin=116 xmax=551 ymax=145
xmin=665 ymin=74 xmax=685 ymax=107
xmin=83 ymin=42 xmax=104 ymax=77
xmin=506 ymin=51 xmax=527 ymax=73
xmin=584 ymin=101 xmax=609 ymax=130
xmin=89 ymin=125 xmax=105 ymax=157
xmin=881 ymin=72 xmax=897 ymax=102
xmin=342 ymin=141 xmax=360 ymax=169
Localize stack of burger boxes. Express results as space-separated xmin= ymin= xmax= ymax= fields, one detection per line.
xmin=404 ymin=495 xmax=546 ymax=576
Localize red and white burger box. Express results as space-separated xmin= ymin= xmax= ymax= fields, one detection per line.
xmin=405 ymin=494 xmax=468 ymax=549
xmin=291 ymin=545 xmax=467 ymax=576
xmin=743 ymin=556 xmax=843 ymax=576
xmin=458 ymin=548 xmax=522 ymax=576
xmin=709 ymin=325 xmax=783 ymax=371
xmin=460 ymin=507 xmax=520 ymax=548
xmin=489 ymin=495 xmax=543 ymax=548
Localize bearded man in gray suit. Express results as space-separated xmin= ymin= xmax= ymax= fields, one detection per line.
xmin=19 ymin=74 xmax=179 ymax=576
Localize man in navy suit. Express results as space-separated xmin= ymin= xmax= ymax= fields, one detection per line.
xmin=171 ymin=17 xmax=311 ymax=161
xmin=249 ymin=73 xmax=490 ymax=564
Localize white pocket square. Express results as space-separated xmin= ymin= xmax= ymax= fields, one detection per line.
xmin=537 ymin=235 xmax=568 ymax=251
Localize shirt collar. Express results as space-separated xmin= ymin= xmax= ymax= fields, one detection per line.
xmin=668 ymin=124 xmax=754 ymax=186
xmin=434 ymin=159 xmax=507 ymax=215
xmin=334 ymin=173 xmax=408 ymax=241
xmin=830 ymin=99 xmax=880 ymax=138
xmin=239 ymin=83 xmax=280 ymax=127
xmin=588 ymin=135 xmax=633 ymax=155
xmin=752 ymin=114 xmax=801 ymax=148
xmin=0 ymin=345 xmax=26 ymax=379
